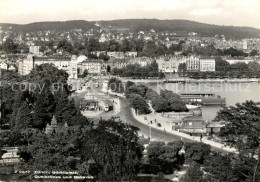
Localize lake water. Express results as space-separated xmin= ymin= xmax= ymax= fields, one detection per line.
xmin=148 ymin=82 xmax=260 ymax=121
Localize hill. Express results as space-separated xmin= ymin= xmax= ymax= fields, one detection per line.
xmin=1 ymin=19 xmax=260 ymax=39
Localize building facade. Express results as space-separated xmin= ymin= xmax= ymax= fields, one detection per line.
xmin=225 ymin=57 xmax=253 ymax=64
xmin=0 ymin=59 xmax=7 ymax=70
xmin=199 ymin=58 xmax=215 ymax=72
xmin=29 ymin=45 xmax=40 ymax=55
xmin=156 ymin=56 xmax=186 ymax=73
xmin=131 ymin=57 xmax=154 ymax=67
xmin=18 ymin=54 xmax=77 ymax=78
xmin=78 ymin=59 xmax=107 ymax=74
xmin=186 ymin=56 xmax=200 ymax=72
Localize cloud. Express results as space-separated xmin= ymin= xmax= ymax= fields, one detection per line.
xmin=189 ymin=8 xmax=222 ymax=16
xmin=0 ymin=0 xmax=259 ymax=28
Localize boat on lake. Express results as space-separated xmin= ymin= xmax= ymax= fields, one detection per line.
xmin=179 ymin=92 xmax=226 ymax=106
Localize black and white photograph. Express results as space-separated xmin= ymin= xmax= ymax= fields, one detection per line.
xmin=0 ymin=0 xmax=260 ymax=181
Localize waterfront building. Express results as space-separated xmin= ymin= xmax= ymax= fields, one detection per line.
xmin=225 ymin=57 xmax=254 ymax=64
xmin=131 ymin=57 xmax=154 ymax=67
xmin=186 ymin=56 xmax=200 ymax=72
xmin=178 ymin=116 xmax=207 ymax=135
xmin=199 ymin=57 xmax=215 ymax=72
xmin=156 ymin=56 xmax=186 ymax=73
xmin=107 ymin=58 xmax=130 ymax=71
xmin=78 ymin=59 xmax=107 ymax=75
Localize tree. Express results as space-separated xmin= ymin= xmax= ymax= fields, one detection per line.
xmin=159 ymin=141 xmax=184 ymax=163
xmin=215 ymin=101 xmax=260 ymax=182
xmin=250 ymin=50 xmax=258 ymax=57
xmin=127 ymin=93 xmax=151 ymax=115
xmin=85 ymin=119 xmax=143 ymax=181
xmin=98 ymin=53 xmax=109 ymax=61
xmin=178 ymin=63 xmax=187 ymax=75
xmin=1 ymin=39 xmax=18 ymax=53
xmin=57 ymin=39 xmax=72 ymax=53
xmin=215 ymin=57 xmax=230 ymax=72
xmin=184 ymin=142 xmax=211 ymax=164
xmin=182 ymin=161 xmax=204 ymax=182
xmin=146 ymin=141 xmax=165 ymax=158
xmin=204 ymin=153 xmax=235 ymax=181
xmin=126 ymin=84 xmax=148 ymax=98
xmin=248 ymin=61 xmax=260 ymax=73
xmin=108 ymin=77 xmax=124 ymax=93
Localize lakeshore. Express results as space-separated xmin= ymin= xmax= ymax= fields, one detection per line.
xmin=120 ymin=77 xmax=260 ymax=83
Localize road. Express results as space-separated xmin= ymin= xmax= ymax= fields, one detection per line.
xmin=71 ymin=79 xmax=230 ymax=153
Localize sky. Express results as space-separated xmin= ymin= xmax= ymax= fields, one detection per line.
xmin=1 ymin=0 xmax=260 ymax=29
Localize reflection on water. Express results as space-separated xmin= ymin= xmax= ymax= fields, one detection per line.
xmin=149 ymin=82 xmax=260 ymax=121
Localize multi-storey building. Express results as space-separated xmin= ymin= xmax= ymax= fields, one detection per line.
xmin=186 ymin=56 xmax=200 ymax=72
xmin=199 ymin=58 xmax=215 ymax=72
xmin=107 ymin=58 xmax=130 ymax=71
xmin=131 ymin=57 xmax=154 ymax=67
xmin=156 ymin=56 xmax=186 ymax=73
xmin=78 ymin=59 xmax=107 ymax=74
xmin=18 ymin=54 xmax=77 ymax=79
xmin=29 ymin=45 xmax=40 ymax=55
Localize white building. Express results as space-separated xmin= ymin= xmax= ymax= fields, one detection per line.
xmin=156 ymin=56 xmax=186 ymax=73
xmin=107 ymin=52 xmax=125 ymax=59
xmin=78 ymin=59 xmax=107 ymax=74
xmin=225 ymin=57 xmax=253 ymax=64
xmin=0 ymin=60 xmax=8 ymax=70
xmin=29 ymin=45 xmax=40 ymax=55
xmin=18 ymin=54 xmax=78 ymax=78
xmin=199 ymin=58 xmax=215 ymax=72
xmin=186 ymin=56 xmax=200 ymax=72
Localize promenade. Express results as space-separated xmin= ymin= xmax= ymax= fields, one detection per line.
xmin=103 ymin=87 xmax=237 ymax=153
xmin=120 ymin=77 xmax=259 ymax=83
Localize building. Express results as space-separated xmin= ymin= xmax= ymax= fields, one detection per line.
xmin=0 ymin=59 xmax=7 ymax=70
xmin=225 ymin=57 xmax=253 ymax=64
xmin=107 ymin=58 xmax=130 ymax=72
xmin=18 ymin=54 xmax=34 ymax=75
xmin=199 ymin=58 xmax=215 ymax=72
xmin=69 ymin=55 xmax=78 ymax=79
xmin=90 ymin=51 xmax=106 ymax=57
xmin=125 ymin=52 xmax=138 ymax=58
xmin=45 ymin=115 xmax=68 ymax=134
xmin=131 ymin=57 xmax=154 ymax=67
xmin=177 ymin=116 xmax=207 ymax=135
xmin=186 ymin=56 xmax=200 ymax=72
xmin=156 ymin=56 xmax=186 ymax=73
xmin=18 ymin=54 xmax=78 ymax=79
xmin=107 ymin=52 xmax=125 ymax=59
xmin=0 ymin=147 xmax=20 ymax=165
xmin=29 ymin=45 xmax=40 ymax=55
xmin=243 ymin=39 xmax=248 ymax=50
xmin=78 ymin=59 xmax=107 ymax=75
